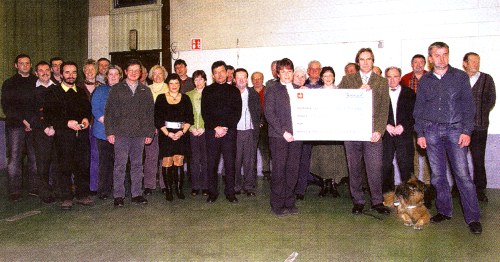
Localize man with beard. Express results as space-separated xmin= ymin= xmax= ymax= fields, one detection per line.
xmin=45 ymin=61 xmax=93 ymax=210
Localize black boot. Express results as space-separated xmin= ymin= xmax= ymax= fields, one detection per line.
xmin=162 ymin=167 xmax=173 ymax=201
xmin=330 ymin=181 xmax=339 ymax=198
xmin=175 ymin=166 xmax=185 ymax=199
xmin=319 ymin=179 xmax=330 ymax=197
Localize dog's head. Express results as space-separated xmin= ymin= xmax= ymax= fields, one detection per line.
xmin=395 ymin=177 xmax=426 ymax=206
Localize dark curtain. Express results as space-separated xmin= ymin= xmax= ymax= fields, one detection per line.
xmin=0 ymin=0 xmax=89 ymax=117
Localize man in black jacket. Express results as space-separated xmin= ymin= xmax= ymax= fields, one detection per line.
xmin=462 ymin=52 xmax=496 ymax=202
xmin=1 ymin=54 xmax=37 ymax=202
xmin=382 ymin=67 xmax=416 ymax=203
xmin=201 ymin=61 xmax=242 ymax=203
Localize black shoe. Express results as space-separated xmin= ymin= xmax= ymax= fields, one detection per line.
xmin=226 ymin=195 xmax=239 ymax=203
xmin=246 ymin=191 xmax=256 ymax=197
xmin=143 ymin=188 xmax=153 ymax=196
xmin=9 ymin=193 xmax=22 ymax=202
xmin=331 ymin=184 xmax=340 ymax=198
xmin=41 ymin=196 xmax=55 ymax=204
xmin=202 ymin=189 xmax=209 ymax=196
xmin=206 ymin=194 xmax=218 ymax=203
xmin=234 ymin=190 xmax=242 ymax=195
xmin=372 ymin=204 xmax=390 ymax=215
xmin=161 ymin=188 xmax=167 ymax=194
xmin=296 ymin=194 xmax=305 ymax=200
xmin=477 ymin=191 xmax=489 ymax=202
xmin=430 ymin=213 xmax=452 ymax=223
xmin=131 ymin=196 xmax=148 ymax=205
xmin=99 ymin=194 xmax=109 ymax=200
xmin=352 ymin=204 xmax=364 ymax=215
xmin=191 ymin=189 xmax=199 ymax=196
xmin=468 ymin=221 xmax=482 ymax=234
xmin=114 ymin=197 xmax=124 ymax=207
xmin=272 ymin=208 xmax=288 ymax=217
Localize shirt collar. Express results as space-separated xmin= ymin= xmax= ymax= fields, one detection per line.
xmin=36 ymin=79 xmax=55 ymax=88
xmin=61 ymin=82 xmax=77 ymax=92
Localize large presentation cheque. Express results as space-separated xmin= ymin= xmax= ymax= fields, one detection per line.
xmin=290 ymin=89 xmax=372 ymax=141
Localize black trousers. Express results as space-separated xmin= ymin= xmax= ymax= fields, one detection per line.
xmin=33 ymin=129 xmax=58 ymax=198
xmin=269 ymin=137 xmax=302 ymax=212
xmin=382 ymin=134 xmax=414 ymax=193
xmin=470 ymin=129 xmax=488 ymax=191
xmin=55 ymin=129 xmax=90 ymax=200
xmin=205 ymin=129 xmax=236 ymax=197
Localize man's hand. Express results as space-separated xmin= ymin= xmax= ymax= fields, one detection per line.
xmin=458 ymin=134 xmax=471 ymax=148
xmin=22 ymin=120 xmax=32 ymax=132
xmin=394 ymin=125 xmax=404 ymax=135
xmin=68 ymin=120 xmax=81 ymax=131
xmin=386 ymin=124 xmax=395 ymax=136
xmin=417 ymin=137 xmax=427 ymax=149
xmin=145 ymin=137 xmax=152 ymax=145
xmin=360 ymin=84 xmax=371 ymax=91
xmin=107 ymin=135 xmax=115 ymax=144
xmin=283 ymin=131 xmax=294 ymax=142
xmin=371 ymin=132 xmax=381 ymax=143
xmin=81 ymin=118 xmax=89 ymax=129
xmin=44 ymin=126 xmax=55 ymax=136
xmin=215 ymin=126 xmax=228 ymax=138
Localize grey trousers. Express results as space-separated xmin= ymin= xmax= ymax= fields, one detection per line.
xmin=143 ymin=132 xmax=164 ymax=189
xmin=344 ymin=140 xmax=384 ymax=206
xmin=235 ymin=130 xmax=258 ymax=192
xmin=113 ymin=136 xmax=145 ymax=198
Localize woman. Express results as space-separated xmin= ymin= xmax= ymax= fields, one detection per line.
xmin=78 ymin=59 xmax=101 ymax=194
xmin=143 ymin=65 xmax=168 ymax=195
xmin=264 ymin=58 xmax=303 ymax=216
xmin=310 ymin=66 xmax=348 ymax=197
xmin=186 ymin=70 xmax=209 ymax=196
xmin=91 ymin=64 xmax=123 ymax=200
xmin=293 ymin=67 xmax=307 ymax=88
xmin=154 ymin=73 xmax=194 ymax=201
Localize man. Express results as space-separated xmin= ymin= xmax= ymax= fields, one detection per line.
xmin=49 ymin=57 xmax=63 ymax=84
xmin=413 ymin=42 xmax=482 ymax=234
xmin=296 ymin=60 xmax=323 ymax=199
xmin=372 ymin=66 xmax=382 ymax=76
xmin=1 ymin=54 xmax=37 ymax=202
xmin=338 ymin=48 xmax=390 ymax=215
xmin=174 ymin=59 xmax=194 ymax=93
xmin=462 ymin=52 xmax=496 ymax=202
xmin=344 ymin=62 xmax=359 ymax=76
xmin=32 ymin=61 xmax=58 ymax=203
xmin=105 ymin=59 xmax=155 ymax=207
xmin=226 ymin=65 xmax=236 ymax=85
xmin=234 ymin=68 xmax=262 ymax=196
xmin=251 ymin=71 xmax=271 ymax=180
xmin=265 ymin=60 xmax=279 ymax=89
xmin=96 ymin=58 xmax=110 ymax=85
xmin=44 ymin=61 xmax=93 ymax=209
xmin=401 ymin=54 xmax=432 ymax=191
xmin=401 ymin=54 xmax=427 ymax=92
xmin=201 ymin=61 xmax=242 ymax=203
xmin=382 ymin=67 xmax=415 ymax=203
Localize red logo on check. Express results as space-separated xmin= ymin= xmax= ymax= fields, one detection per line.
xmin=297 ymin=93 xmax=303 ymax=99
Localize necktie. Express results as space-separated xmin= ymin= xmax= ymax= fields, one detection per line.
xmin=362 ymin=75 xmax=369 ymax=84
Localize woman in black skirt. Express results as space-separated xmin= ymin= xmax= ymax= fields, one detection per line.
xmin=154 ymin=73 xmax=194 ymax=201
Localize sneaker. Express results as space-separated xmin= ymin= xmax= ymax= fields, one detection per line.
xmin=61 ymin=200 xmax=73 ymax=210
xmin=114 ymin=197 xmax=124 ymax=207
xmin=131 ymin=196 xmax=148 ymax=204
xmin=75 ymin=196 xmax=94 ymax=206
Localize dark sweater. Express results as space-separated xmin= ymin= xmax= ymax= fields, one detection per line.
xmin=31 ymin=83 xmax=58 ymax=130
xmin=1 ymin=73 xmax=37 ymax=127
xmin=44 ymin=84 xmax=91 ymax=131
xmin=201 ymin=82 xmax=242 ymax=130
xmin=471 ymin=72 xmax=496 ymax=131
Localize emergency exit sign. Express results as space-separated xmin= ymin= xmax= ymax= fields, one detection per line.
xmin=191 ymin=38 xmax=202 ymax=50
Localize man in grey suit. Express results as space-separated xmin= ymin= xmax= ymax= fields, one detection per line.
xmin=338 ymin=48 xmax=390 ymax=215
xmin=233 ymin=68 xmax=262 ymax=196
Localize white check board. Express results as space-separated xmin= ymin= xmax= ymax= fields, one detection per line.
xmin=290 ymin=89 xmax=372 ymax=141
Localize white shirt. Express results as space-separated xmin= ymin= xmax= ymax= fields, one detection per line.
xmin=237 ymin=88 xmax=253 ymax=131
xmin=470 ymin=72 xmax=480 ymax=88
xmin=36 ymin=79 xmax=55 ymax=88
xmin=389 ymin=85 xmax=401 ymax=124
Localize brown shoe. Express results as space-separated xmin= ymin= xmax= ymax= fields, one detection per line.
xmin=75 ymin=196 xmax=94 ymax=206
xmin=61 ymin=200 xmax=73 ymax=210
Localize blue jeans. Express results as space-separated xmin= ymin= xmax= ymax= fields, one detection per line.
xmin=425 ymin=123 xmax=480 ymax=224
xmin=6 ymin=126 xmax=37 ymax=195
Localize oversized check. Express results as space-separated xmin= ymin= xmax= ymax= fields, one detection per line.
xmin=290 ymin=89 xmax=372 ymax=141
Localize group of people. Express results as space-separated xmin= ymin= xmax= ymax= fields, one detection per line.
xmin=1 ymin=41 xmax=494 ymax=234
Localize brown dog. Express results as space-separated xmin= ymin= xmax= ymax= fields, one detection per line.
xmin=395 ymin=177 xmax=431 ymax=230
